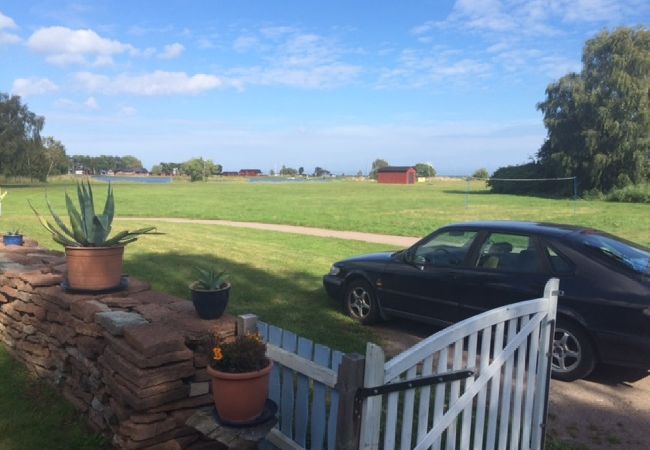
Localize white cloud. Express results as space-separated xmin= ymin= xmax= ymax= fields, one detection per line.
xmin=26 ymin=26 xmax=135 ymax=65
xmin=0 ymin=11 xmax=20 ymax=44
xmin=377 ymin=48 xmax=491 ymax=89
xmin=74 ymin=70 xmax=236 ymax=95
xmin=11 ymin=77 xmax=58 ymax=96
xmin=85 ymin=96 xmax=99 ymax=110
xmin=229 ymin=30 xmax=362 ymax=89
xmin=119 ymin=106 xmax=137 ymax=116
xmin=158 ymin=42 xmax=184 ymax=59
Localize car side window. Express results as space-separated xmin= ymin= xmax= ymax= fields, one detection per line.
xmin=414 ymin=230 xmax=477 ymax=267
xmin=476 ymin=233 xmax=541 ymax=273
xmin=545 ymin=245 xmax=574 ymax=274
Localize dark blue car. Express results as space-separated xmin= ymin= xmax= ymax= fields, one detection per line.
xmin=323 ymin=221 xmax=650 ymax=381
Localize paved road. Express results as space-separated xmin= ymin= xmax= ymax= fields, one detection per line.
xmin=116 ymin=216 xmax=419 ymax=247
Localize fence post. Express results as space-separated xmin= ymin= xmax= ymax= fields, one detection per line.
xmin=531 ymin=278 xmax=559 ymax=449
xmin=358 ymin=343 xmax=385 ymax=450
xmin=237 ymin=314 xmax=258 ymax=336
xmin=335 ymin=353 xmax=365 ymax=450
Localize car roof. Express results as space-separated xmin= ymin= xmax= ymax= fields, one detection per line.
xmin=442 ymin=221 xmax=590 ymax=238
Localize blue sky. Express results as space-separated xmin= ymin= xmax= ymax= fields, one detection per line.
xmin=1 ymin=1 xmax=648 ymax=175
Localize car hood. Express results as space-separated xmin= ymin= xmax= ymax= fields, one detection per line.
xmin=338 ymin=251 xmax=397 ymax=264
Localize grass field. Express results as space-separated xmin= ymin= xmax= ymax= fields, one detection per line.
xmin=0 ymin=178 xmax=645 ymax=450
xmin=1 ymin=178 xmax=648 ymax=245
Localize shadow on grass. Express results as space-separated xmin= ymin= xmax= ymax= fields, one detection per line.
xmin=0 ymin=349 xmax=108 ymax=450
xmin=125 ymin=250 xmax=375 ymax=354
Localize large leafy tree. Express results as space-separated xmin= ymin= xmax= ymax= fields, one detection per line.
xmin=415 ymin=162 xmax=436 ymax=177
xmin=537 ymin=27 xmax=650 ymax=192
xmin=182 ymin=157 xmax=220 ymax=181
xmin=369 ymin=158 xmax=389 ymax=179
xmin=0 ymin=93 xmax=46 ymax=180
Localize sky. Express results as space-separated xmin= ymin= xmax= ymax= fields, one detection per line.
xmin=1 ymin=1 xmax=648 ymax=175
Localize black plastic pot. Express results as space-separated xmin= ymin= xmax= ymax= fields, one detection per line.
xmin=3 ymin=234 xmax=24 ymax=246
xmin=190 ymin=283 xmax=231 ymax=320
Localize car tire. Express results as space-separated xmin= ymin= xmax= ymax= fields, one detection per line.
xmin=551 ymin=319 xmax=596 ymax=381
xmin=344 ymin=279 xmax=380 ymax=325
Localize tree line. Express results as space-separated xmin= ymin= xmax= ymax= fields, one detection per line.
xmin=490 ymin=27 xmax=649 ymax=196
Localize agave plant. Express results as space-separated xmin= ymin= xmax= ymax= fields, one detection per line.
xmin=30 ymin=180 xmax=157 ymax=247
xmin=5 ymin=229 xmax=21 ymax=236
xmin=192 ymin=267 xmax=228 ymax=290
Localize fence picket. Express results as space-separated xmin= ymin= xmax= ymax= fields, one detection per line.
xmin=280 ymin=331 xmax=298 ymax=437
xmin=472 ymin=326 xmax=492 ymax=450
xmin=498 ymin=318 xmax=519 ymax=450
xmin=327 ymin=351 xmax=343 ymax=450
xmin=268 ymin=326 xmax=283 ymax=410
xmin=485 ymin=321 xmax=505 ymax=450
xmin=312 ymin=344 xmax=330 ymax=450
xmin=384 ymin=389 xmax=399 ymax=450
xmin=521 ymin=315 xmax=541 ymax=450
xmin=416 ymin=355 xmax=434 ymax=443
xmin=399 ymin=365 xmax=418 ymax=450
xmin=510 ymin=316 xmax=530 ymax=450
xmin=445 ymin=339 xmax=464 ymax=450
xmin=460 ymin=332 xmax=478 ymax=449
xmin=295 ymin=337 xmax=313 ymax=447
xmin=431 ymin=346 xmax=448 ymax=450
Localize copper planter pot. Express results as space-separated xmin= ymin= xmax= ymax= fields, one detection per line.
xmin=207 ymin=361 xmax=273 ymax=424
xmin=65 ymin=246 xmax=124 ymax=291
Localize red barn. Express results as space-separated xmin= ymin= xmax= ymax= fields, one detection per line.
xmin=239 ymin=169 xmax=262 ymax=177
xmin=377 ymin=166 xmax=417 ymax=184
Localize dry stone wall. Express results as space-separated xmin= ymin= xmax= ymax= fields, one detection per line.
xmin=0 ymin=241 xmax=235 ymax=449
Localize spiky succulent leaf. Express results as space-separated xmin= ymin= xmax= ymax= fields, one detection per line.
xmin=45 ymin=196 xmax=77 ymax=242
xmin=64 ymin=192 xmax=89 ymax=245
xmin=193 ymin=267 xmax=228 ymax=290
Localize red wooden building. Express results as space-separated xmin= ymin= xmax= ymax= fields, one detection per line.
xmin=377 ymin=166 xmax=417 ymax=184
xmin=239 ymin=169 xmax=262 ymax=176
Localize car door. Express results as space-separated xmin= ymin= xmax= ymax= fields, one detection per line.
xmin=379 ymin=229 xmax=479 ymax=324
xmin=454 ymin=231 xmax=551 ymax=321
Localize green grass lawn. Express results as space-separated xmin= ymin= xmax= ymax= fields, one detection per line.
xmin=0 ymin=179 xmax=644 ymax=450
xmin=1 ymin=178 xmax=648 ymax=245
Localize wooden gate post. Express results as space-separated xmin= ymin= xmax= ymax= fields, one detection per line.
xmin=335 ymin=353 xmax=365 ymax=450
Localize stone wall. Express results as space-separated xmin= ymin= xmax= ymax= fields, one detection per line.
xmin=0 ymin=240 xmax=235 ymax=449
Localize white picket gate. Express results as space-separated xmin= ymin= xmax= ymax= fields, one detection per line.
xmin=358 ymin=278 xmax=559 ymax=450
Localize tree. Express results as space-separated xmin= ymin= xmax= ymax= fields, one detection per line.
xmin=313 ymin=166 xmax=330 ymax=177
xmin=536 ymin=27 xmax=650 ymax=193
xmin=369 ymin=159 xmax=389 ymax=179
xmin=356 ymin=170 xmax=363 ymax=177
xmin=279 ymin=165 xmax=298 ymax=176
xmin=182 ymin=157 xmax=219 ymax=181
xmin=415 ymin=162 xmax=436 ymax=178
xmin=42 ymin=137 xmax=69 ymax=180
xmin=298 ymin=166 xmax=304 ymax=176
xmin=472 ymin=168 xmax=489 ymax=179
xmin=120 ymin=155 xmax=143 ymax=170
xmin=0 ymin=93 xmax=45 ymax=180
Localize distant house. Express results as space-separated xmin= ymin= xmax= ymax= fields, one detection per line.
xmin=239 ymin=169 xmax=262 ymax=177
xmin=221 ymin=171 xmax=239 ymax=177
xmin=377 ymin=166 xmax=417 ymax=184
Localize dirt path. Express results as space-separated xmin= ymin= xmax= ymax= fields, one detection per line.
xmin=116 ymin=216 xmax=419 ymax=247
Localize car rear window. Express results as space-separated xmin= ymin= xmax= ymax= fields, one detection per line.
xmin=579 ymin=231 xmax=650 ymax=275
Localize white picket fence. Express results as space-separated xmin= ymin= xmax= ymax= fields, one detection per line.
xmin=358 ymin=278 xmax=559 ymax=450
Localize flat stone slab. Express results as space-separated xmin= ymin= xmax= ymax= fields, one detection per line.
xmin=96 ymin=311 xmax=149 ymax=336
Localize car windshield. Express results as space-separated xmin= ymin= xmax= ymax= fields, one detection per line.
xmin=579 ymin=231 xmax=650 ymax=275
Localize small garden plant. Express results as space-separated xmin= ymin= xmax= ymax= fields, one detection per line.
xmin=207 ymin=332 xmax=268 ymax=373
xmin=191 ymin=267 xmax=228 ymax=290
xmin=30 ymin=180 xmax=157 ymax=247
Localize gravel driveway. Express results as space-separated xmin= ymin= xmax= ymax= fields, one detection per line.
xmin=374 ymin=319 xmax=650 ymax=450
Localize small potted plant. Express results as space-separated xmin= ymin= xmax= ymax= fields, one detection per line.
xmin=190 ymin=267 xmax=231 ymax=319
xmin=3 ymin=229 xmax=24 ymax=246
xmin=205 ymin=332 xmax=272 ymax=424
xmin=30 ymin=180 xmax=157 ymax=291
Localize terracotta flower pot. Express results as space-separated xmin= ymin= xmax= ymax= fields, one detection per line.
xmin=207 ymin=360 xmax=273 ymax=424
xmin=65 ymin=246 xmax=124 ymax=291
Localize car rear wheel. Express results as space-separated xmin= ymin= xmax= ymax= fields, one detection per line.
xmin=551 ymin=319 xmax=595 ymax=381
xmin=345 ymin=279 xmax=379 ymax=325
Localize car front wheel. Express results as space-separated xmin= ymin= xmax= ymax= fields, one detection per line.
xmin=344 ymin=279 xmax=379 ymax=325
xmin=551 ymin=319 xmax=596 ymax=381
